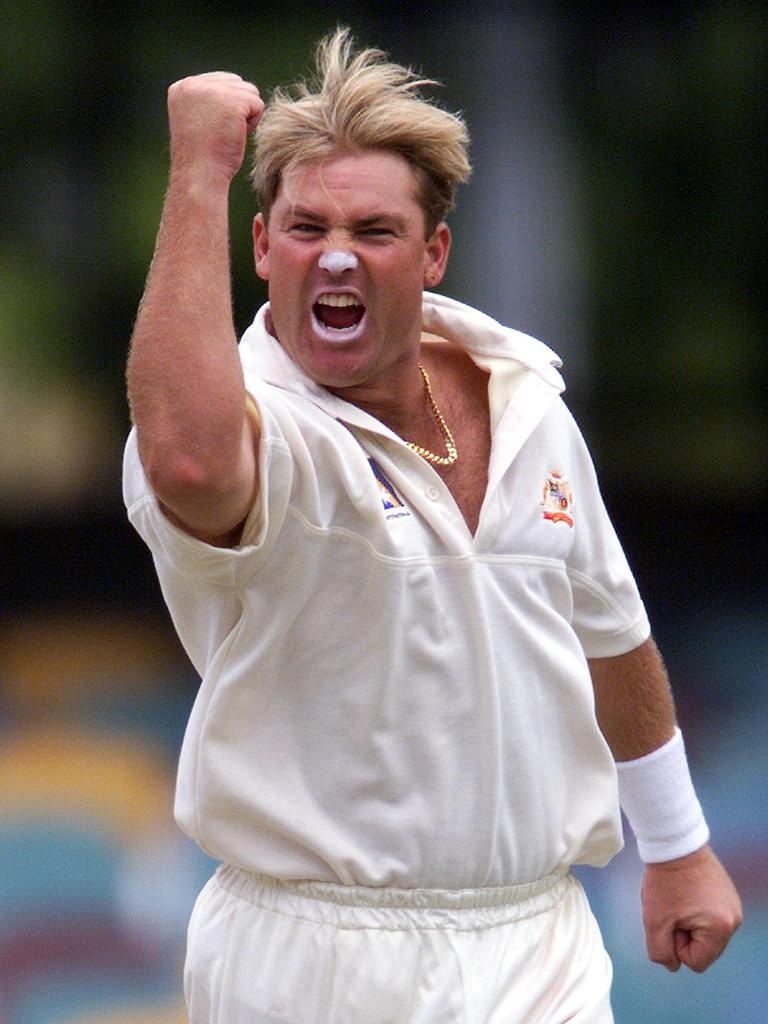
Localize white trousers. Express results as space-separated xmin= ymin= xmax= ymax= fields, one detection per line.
xmin=185 ymin=866 xmax=614 ymax=1024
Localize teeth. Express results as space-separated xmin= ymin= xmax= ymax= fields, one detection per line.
xmin=316 ymin=293 xmax=361 ymax=308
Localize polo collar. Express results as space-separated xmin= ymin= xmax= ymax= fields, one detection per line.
xmin=238 ymin=292 xmax=565 ymax=435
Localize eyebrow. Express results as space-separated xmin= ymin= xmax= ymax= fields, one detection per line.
xmin=282 ymin=206 xmax=324 ymax=224
xmin=282 ymin=206 xmax=408 ymax=231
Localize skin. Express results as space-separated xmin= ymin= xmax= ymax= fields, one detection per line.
xmin=127 ymin=71 xmax=742 ymax=973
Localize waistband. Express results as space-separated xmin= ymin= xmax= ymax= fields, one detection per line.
xmin=215 ymin=865 xmax=574 ymax=931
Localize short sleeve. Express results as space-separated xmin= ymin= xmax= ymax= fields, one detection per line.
xmin=564 ymin=411 xmax=651 ymax=657
xmin=122 ymin=388 xmax=293 ymax=587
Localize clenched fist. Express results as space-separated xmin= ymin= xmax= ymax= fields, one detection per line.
xmin=167 ymin=72 xmax=264 ymax=184
xmin=642 ymin=845 xmax=742 ymax=973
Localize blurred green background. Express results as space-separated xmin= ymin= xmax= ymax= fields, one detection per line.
xmin=1 ymin=2 xmax=765 ymax=1022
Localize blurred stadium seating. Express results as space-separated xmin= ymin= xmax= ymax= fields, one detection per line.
xmin=0 ymin=612 xmax=213 ymax=1024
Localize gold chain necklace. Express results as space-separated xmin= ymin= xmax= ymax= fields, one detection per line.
xmin=404 ymin=364 xmax=459 ymax=466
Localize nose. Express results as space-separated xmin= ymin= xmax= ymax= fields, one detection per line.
xmin=318 ymin=250 xmax=358 ymax=274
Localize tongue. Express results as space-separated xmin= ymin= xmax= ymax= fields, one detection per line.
xmin=315 ymin=303 xmax=364 ymax=330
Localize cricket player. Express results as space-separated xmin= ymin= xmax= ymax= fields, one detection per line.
xmin=124 ymin=29 xmax=741 ymax=1023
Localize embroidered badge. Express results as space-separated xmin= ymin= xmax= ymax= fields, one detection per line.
xmin=541 ymin=470 xmax=574 ymax=527
xmin=369 ymin=459 xmax=410 ymax=519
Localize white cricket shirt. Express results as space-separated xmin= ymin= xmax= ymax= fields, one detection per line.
xmin=123 ymin=293 xmax=650 ymax=888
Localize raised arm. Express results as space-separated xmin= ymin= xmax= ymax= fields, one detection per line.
xmin=127 ymin=73 xmax=264 ymax=545
xmin=590 ymin=637 xmax=742 ymax=972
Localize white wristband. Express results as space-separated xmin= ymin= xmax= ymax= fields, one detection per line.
xmin=616 ymin=727 xmax=710 ymax=863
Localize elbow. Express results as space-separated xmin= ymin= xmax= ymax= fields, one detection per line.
xmin=134 ymin=413 xmax=258 ymax=539
xmin=139 ymin=438 xmax=235 ymax=508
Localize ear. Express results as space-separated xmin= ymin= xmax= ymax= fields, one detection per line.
xmin=253 ymin=214 xmax=270 ymax=281
xmin=423 ymin=222 xmax=451 ymax=289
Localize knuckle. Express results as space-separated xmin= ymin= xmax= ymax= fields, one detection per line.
xmin=647 ymin=943 xmax=679 ymax=972
xmin=715 ymin=913 xmax=741 ymax=936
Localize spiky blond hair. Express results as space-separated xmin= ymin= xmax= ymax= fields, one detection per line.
xmin=251 ymin=28 xmax=471 ymax=235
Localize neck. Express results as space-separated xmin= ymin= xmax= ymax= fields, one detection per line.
xmin=327 ymin=355 xmax=426 ymax=433
xmin=331 ymin=351 xmax=457 ymax=468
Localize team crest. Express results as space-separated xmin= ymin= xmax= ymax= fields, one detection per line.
xmin=369 ymin=459 xmax=410 ymax=519
xmin=541 ymin=470 xmax=574 ymax=527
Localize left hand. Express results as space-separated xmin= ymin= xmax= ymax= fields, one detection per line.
xmin=641 ymin=844 xmax=742 ymax=972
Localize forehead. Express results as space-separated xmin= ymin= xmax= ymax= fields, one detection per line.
xmin=276 ymin=150 xmax=423 ymax=218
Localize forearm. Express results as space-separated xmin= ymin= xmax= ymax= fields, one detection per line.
xmin=127 ymin=175 xmax=254 ymax=535
xmin=130 ymin=167 xmax=248 ymax=437
xmin=589 ymin=635 xmax=677 ymax=760
xmin=590 ymin=635 xmax=710 ymax=864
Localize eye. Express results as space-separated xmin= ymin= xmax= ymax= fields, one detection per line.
xmin=359 ymin=227 xmax=394 ymax=238
xmin=290 ymin=223 xmax=323 ymax=235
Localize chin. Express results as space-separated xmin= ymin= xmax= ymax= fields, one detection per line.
xmin=297 ymin=334 xmax=378 ymax=388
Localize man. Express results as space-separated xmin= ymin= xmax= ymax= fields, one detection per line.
xmin=124 ymin=29 xmax=741 ymax=1024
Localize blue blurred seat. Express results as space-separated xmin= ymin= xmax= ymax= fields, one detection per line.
xmin=0 ymin=819 xmax=120 ymax=936
xmin=0 ymin=823 xmax=171 ymax=1024
xmin=0 ymin=726 xmax=183 ymax=1022
xmin=3 ymin=966 xmax=170 ymax=1024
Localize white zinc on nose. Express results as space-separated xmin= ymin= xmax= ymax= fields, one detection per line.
xmin=318 ymin=250 xmax=358 ymax=273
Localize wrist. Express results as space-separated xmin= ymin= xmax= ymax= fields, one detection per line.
xmin=644 ymin=843 xmax=711 ymax=871
xmin=168 ymin=158 xmax=235 ymax=200
xmin=616 ymin=727 xmax=710 ymax=863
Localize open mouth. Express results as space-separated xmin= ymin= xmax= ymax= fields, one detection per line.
xmin=312 ymin=293 xmax=366 ymax=340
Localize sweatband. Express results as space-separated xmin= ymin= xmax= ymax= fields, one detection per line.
xmin=616 ymin=727 xmax=710 ymax=863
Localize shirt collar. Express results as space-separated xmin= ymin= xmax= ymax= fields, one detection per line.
xmin=238 ymin=292 xmax=565 ymax=430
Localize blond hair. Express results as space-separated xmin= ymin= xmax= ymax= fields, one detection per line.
xmin=251 ymin=28 xmax=471 ymax=235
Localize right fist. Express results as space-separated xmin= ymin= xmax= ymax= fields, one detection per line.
xmin=167 ymin=72 xmax=264 ymax=183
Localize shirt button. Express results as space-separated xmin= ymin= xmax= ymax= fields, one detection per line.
xmin=425 ymin=484 xmax=440 ymax=501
